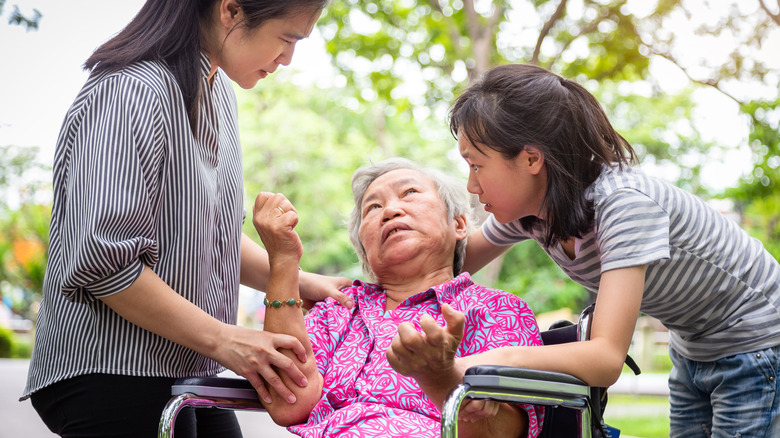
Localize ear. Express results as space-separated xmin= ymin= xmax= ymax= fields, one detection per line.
xmin=520 ymin=146 xmax=545 ymax=176
xmin=453 ymin=214 xmax=469 ymax=241
xmin=218 ymin=0 xmax=243 ymax=28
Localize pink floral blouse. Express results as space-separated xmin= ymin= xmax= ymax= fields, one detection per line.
xmin=288 ymin=273 xmax=544 ymax=437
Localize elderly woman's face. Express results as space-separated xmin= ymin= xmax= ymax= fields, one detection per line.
xmin=358 ymin=169 xmax=459 ymax=277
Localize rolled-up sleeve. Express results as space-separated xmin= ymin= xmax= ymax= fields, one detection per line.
xmin=59 ymin=75 xmax=166 ymax=303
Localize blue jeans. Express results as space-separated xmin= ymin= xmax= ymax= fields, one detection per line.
xmin=669 ymin=346 xmax=780 ymax=437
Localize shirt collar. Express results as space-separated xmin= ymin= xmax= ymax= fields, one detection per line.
xmin=200 ymin=52 xmax=216 ymax=84
xmin=352 ymin=272 xmax=474 ymax=308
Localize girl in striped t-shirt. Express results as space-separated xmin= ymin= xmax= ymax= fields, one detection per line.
xmin=441 ymin=63 xmax=780 ymax=437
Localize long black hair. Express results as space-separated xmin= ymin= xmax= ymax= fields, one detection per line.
xmin=84 ymin=0 xmax=328 ymax=133
xmin=449 ymin=64 xmax=637 ymax=247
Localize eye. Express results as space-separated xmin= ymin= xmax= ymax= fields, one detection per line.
xmin=280 ymin=38 xmax=293 ymax=45
xmin=470 ymin=164 xmax=481 ymax=172
xmin=363 ymin=203 xmax=381 ymax=217
xmin=403 ymin=188 xmax=418 ymax=196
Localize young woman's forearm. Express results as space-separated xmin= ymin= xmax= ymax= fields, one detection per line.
xmin=101 ymin=265 xmax=310 ymax=405
xmin=260 ymin=260 xmax=323 ymax=426
xmin=100 ymin=266 xmax=227 ymax=356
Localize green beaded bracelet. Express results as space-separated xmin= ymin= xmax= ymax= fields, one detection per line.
xmin=263 ymin=297 xmax=303 ymax=309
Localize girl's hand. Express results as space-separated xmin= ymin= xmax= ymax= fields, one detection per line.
xmin=252 ymin=192 xmax=302 ymax=266
xmin=215 ymin=323 xmax=308 ymax=404
xmin=299 ymin=271 xmax=354 ymax=309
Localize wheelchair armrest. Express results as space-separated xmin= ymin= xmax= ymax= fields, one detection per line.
xmin=159 ymin=377 xmax=265 ymax=438
xmin=463 ymin=365 xmax=589 ymax=398
xmin=441 ymin=365 xmax=592 ymax=437
xmin=465 ymin=365 xmax=585 ymax=385
xmin=172 ymin=376 xmax=260 ymax=401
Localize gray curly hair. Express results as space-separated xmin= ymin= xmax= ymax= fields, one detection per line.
xmin=347 ymin=158 xmax=474 ymax=282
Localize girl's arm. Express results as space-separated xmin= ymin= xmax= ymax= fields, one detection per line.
xmin=462 ymin=229 xmax=512 ymax=275
xmin=100 ymin=267 xmax=309 ymax=405
xmin=241 ymin=233 xmax=353 ymax=308
xmin=458 ymin=265 xmax=646 ymax=387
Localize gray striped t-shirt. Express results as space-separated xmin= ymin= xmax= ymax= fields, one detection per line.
xmin=23 ymin=54 xmax=243 ymax=398
xmin=482 ymin=165 xmax=780 ymax=361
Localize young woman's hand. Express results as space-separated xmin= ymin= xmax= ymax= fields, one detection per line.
xmin=215 ymin=323 xmax=308 ymax=404
xmin=299 ymin=271 xmax=353 ymax=309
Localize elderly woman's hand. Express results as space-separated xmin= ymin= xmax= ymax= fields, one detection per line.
xmin=252 ymin=192 xmax=302 ymax=266
xmin=386 ymin=304 xmax=504 ymax=421
xmin=386 ymin=303 xmax=469 ymax=408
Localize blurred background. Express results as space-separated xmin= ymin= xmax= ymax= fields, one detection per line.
xmin=1 ymin=1 xmax=778 ymax=436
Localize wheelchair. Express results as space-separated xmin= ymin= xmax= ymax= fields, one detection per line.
xmin=158 ymin=304 xmax=639 ymax=438
xmin=441 ymin=304 xmax=640 ymax=438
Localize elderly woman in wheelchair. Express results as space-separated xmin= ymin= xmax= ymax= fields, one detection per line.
xmin=250 ymin=158 xmax=544 ymax=437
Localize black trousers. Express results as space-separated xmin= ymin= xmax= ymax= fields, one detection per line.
xmin=30 ymin=374 xmax=242 ymax=438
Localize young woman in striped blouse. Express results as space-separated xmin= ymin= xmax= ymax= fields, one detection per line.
xmin=22 ymin=1 xmax=351 ymax=436
xmin=414 ymin=64 xmax=780 ymax=437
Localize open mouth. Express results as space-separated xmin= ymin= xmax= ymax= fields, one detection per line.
xmin=382 ymin=223 xmax=411 ymax=243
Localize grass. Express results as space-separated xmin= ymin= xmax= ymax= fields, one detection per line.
xmin=603 ymin=394 xmax=670 ymax=438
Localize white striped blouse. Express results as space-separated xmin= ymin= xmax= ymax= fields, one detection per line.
xmin=482 ymin=165 xmax=780 ymax=362
xmin=23 ymin=54 xmax=243 ymax=398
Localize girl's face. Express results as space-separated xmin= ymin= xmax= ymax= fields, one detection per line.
xmin=458 ymin=131 xmax=547 ymax=224
xmin=211 ymin=2 xmax=321 ymax=89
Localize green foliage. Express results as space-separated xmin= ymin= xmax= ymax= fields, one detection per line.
xmin=0 ymin=326 xmax=32 ymax=358
xmin=0 ymin=0 xmax=41 ymax=30
xmin=597 ymin=83 xmax=721 ymax=195
xmin=0 ymin=326 xmax=11 ymax=357
xmin=319 ymin=0 xmax=669 ymax=119
xmin=0 ymin=145 xmax=41 ymax=201
xmin=604 ymin=394 xmax=670 ymax=438
xmin=489 ymin=241 xmax=589 ymax=314
xmin=1 ymin=0 xmax=777 ymax=322
xmin=0 ymin=146 xmax=51 ymax=321
xmin=724 ymin=98 xmax=780 ymax=260
xmin=237 ymin=78 xmax=458 ymax=275
xmin=0 ymin=203 xmax=51 ymax=321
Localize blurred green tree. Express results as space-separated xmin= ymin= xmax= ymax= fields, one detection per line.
xmin=309 ymin=0 xmax=779 ymax=311
xmin=237 ymin=78 xmax=461 ymax=276
xmin=0 ymin=0 xmax=41 ymax=30
xmin=0 ymin=146 xmax=50 ymax=322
